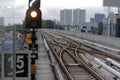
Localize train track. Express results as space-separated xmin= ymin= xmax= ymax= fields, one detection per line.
xmin=54 ymin=33 xmax=120 ymax=61
xmin=41 ymin=31 xmax=105 ymax=80
xmin=54 ymin=32 xmax=120 ymax=76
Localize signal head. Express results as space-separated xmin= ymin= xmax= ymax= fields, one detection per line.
xmin=25 ymin=8 xmax=42 ymax=29
xmin=30 ymin=11 xmax=37 ymax=18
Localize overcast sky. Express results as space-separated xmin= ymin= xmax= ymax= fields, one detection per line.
xmin=41 ymin=0 xmax=103 ymax=8
xmin=0 ymin=0 xmax=118 ymax=25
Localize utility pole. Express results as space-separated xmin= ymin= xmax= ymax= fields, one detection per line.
xmin=13 ymin=26 xmax=16 ymax=80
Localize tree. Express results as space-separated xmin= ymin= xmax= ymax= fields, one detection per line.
xmin=42 ymin=19 xmax=65 ymax=30
xmin=55 ymin=25 xmax=64 ymax=30
xmin=98 ymin=22 xmax=103 ymax=35
xmin=42 ymin=20 xmax=54 ymax=29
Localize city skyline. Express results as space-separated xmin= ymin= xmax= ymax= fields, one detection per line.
xmin=0 ymin=0 xmax=119 ymax=25
xmin=60 ymin=9 xmax=86 ymax=26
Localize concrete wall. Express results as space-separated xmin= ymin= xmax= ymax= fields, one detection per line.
xmin=57 ymin=30 xmax=120 ymax=48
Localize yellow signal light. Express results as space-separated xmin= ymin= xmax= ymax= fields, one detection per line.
xmin=30 ymin=11 xmax=37 ymax=18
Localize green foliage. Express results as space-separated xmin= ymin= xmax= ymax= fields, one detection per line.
xmin=55 ymin=25 xmax=64 ymax=30
xmin=15 ymin=24 xmax=24 ymax=34
xmin=0 ymin=23 xmax=24 ymax=34
xmin=0 ymin=25 xmax=13 ymax=32
xmin=98 ymin=22 xmax=103 ymax=35
xmin=0 ymin=19 xmax=65 ymax=33
xmin=42 ymin=19 xmax=65 ymax=30
xmin=42 ymin=20 xmax=54 ymax=29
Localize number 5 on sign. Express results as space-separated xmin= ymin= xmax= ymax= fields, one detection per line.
xmin=17 ymin=56 xmax=24 ymax=69
xmin=16 ymin=54 xmax=28 ymax=77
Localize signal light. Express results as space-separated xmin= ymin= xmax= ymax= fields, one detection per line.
xmin=25 ymin=8 xmax=42 ymax=29
xmin=30 ymin=11 xmax=37 ymax=18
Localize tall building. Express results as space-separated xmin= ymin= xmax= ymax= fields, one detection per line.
xmin=73 ymin=9 xmax=86 ymax=25
xmin=90 ymin=13 xmax=105 ymax=23
xmin=0 ymin=17 xmax=4 ymax=26
xmin=60 ymin=9 xmax=72 ymax=25
xmin=60 ymin=9 xmax=86 ymax=26
xmin=94 ymin=13 xmax=105 ymax=23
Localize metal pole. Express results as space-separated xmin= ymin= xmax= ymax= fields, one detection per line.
xmin=29 ymin=0 xmax=30 ymax=8
xmin=13 ymin=26 xmax=16 ymax=80
xmin=118 ymin=7 xmax=120 ymax=14
xmin=53 ymin=20 xmax=56 ymax=32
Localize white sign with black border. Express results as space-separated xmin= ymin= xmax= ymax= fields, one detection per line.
xmin=1 ymin=51 xmax=31 ymax=80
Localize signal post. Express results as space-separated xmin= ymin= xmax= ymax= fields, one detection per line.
xmin=25 ymin=0 xmax=42 ymax=80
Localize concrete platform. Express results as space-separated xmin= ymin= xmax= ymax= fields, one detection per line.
xmin=35 ymin=33 xmax=55 ymax=80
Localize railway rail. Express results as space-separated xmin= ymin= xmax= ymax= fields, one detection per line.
xmin=53 ymin=32 xmax=120 ymax=77
xmin=41 ymin=31 xmax=105 ymax=80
